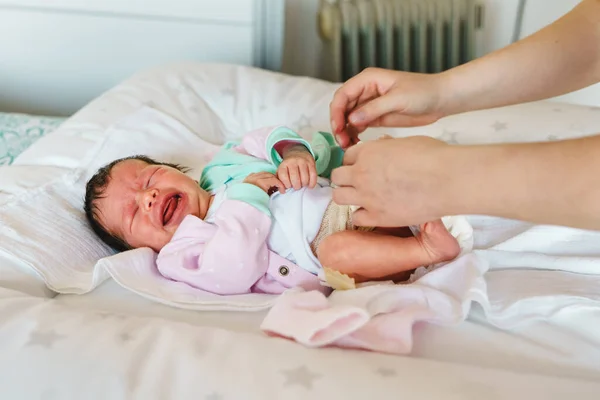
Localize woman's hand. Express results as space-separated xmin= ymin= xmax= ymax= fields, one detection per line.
xmin=331 ymin=136 xmax=455 ymax=227
xmin=329 ymin=68 xmax=446 ymax=149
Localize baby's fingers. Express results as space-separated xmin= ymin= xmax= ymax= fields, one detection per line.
xmin=278 ymin=166 xmax=292 ymax=189
xmin=270 ymin=176 xmax=286 ymax=194
xmin=288 ymin=165 xmax=301 ymax=190
xmin=306 ymin=161 xmax=317 ymax=188
xmin=300 ymin=163 xmax=311 ymax=188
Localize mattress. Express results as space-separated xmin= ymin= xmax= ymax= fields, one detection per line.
xmin=0 ymin=112 xmax=65 ymax=165
xmin=1 ymin=62 xmax=600 ymax=399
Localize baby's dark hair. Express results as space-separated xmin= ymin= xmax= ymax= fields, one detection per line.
xmin=84 ymin=155 xmax=187 ymax=252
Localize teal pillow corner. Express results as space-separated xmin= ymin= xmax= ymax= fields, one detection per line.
xmin=0 ymin=112 xmax=66 ymax=166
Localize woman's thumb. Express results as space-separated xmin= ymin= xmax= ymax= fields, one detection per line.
xmin=348 ymin=94 xmax=402 ymax=126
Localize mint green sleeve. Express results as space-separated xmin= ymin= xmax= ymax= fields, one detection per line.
xmin=265 ymin=126 xmax=315 ymax=165
xmin=308 ymin=131 xmax=345 ymax=179
xmin=265 ymin=126 xmax=344 ymax=179
xmin=225 ymin=182 xmax=271 ymax=216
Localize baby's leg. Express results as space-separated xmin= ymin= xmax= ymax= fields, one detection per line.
xmin=316 ymin=220 xmax=460 ymax=283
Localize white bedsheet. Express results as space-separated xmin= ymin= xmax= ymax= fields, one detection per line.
xmin=2 ymin=62 xmax=600 ymax=399
xmin=1 ymin=280 xmax=598 ymax=399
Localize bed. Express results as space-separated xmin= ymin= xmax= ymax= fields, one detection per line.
xmin=1 ymin=62 xmax=600 ymax=399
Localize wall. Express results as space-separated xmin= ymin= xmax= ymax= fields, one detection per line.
xmin=478 ymin=0 xmax=520 ymax=53
xmin=281 ymin=0 xmax=322 ymax=79
xmin=0 ymin=0 xmax=282 ymax=116
xmin=1 ymin=0 xmax=595 ymax=115
xmin=281 ymin=0 xmax=522 ymax=80
xmin=282 ymin=0 xmax=598 ymax=107
xmin=520 ymin=0 xmax=581 ymax=37
xmin=518 ymin=0 xmax=600 ymax=106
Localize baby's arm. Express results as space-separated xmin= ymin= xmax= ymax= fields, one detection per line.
xmin=234 ymin=126 xmax=314 ymax=163
xmin=237 ymin=126 xmax=318 ymax=192
xmin=233 ymin=125 xmax=344 ymax=191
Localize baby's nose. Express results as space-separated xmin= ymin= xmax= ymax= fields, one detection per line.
xmin=142 ymin=189 xmax=159 ymax=211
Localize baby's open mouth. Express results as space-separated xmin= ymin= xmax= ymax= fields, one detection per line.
xmin=162 ymin=194 xmax=181 ymax=225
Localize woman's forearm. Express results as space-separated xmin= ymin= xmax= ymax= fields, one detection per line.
xmin=439 ymin=0 xmax=600 ymax=116
xmin=447 ymin=134 xmax=600 ymax=230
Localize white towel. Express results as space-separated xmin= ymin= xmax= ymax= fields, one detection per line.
xmin=96 ymin=213 xmax=600 ymax=355
xmin=472 ymin=216 xmax=600 ymax=327
xmin=259 ymin=216 xmax=600 ymax=354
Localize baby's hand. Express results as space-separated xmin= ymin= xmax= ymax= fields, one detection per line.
xmin=277 ymin=144 xmax=317 ymax=191
xmin=243 ymin=172 xmax=286 ymax=195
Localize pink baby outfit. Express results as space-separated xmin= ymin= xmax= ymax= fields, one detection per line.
xmin=156 ymin=126 xmax=344 ymax=296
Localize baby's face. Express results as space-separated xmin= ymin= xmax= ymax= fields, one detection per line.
xmin=95 ymin=159 xmax=211 ymax=252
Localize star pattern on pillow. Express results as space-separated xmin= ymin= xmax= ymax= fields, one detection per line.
xmin=294 ymin=115 xmax=312 ymax=132
xmin=26 ymin=329 xmax=65 ymax=349
xmin=119 ymin=332 xmax=134 ymax=343
xmin=491 ymin=121 xmax=507 ymax=132
xmin=375 ymin=367 xmax=397 ymax=377
xmin=440 ymin=129 xmax=459 ymax=144
xmin=280 ymin=365 xmax=321 ymax=389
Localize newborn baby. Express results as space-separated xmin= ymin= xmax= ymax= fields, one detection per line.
xmin=84 ymin=126 xmax=460 ymax=295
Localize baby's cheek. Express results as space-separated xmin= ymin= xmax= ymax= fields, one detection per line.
xmin=146 ymin=227 xmax=175 ymax=252
xmin=163 ymin=227 xmax=178 ymax=245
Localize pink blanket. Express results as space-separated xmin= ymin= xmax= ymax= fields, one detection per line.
xmin=260 ymin=253 xmax=488 ymax=354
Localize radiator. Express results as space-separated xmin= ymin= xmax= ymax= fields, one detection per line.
xmin=318 ymin=0 xmax=484 ymax=82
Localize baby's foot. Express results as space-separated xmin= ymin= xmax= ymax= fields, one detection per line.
xmin=416 ymin=220 xmax=461 ymax=264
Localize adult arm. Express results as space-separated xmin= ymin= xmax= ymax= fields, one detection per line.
xmin=331 ymin=134 xmax=600 ymax=230
xmin=441 ymin=0 xmax=600 ymax=115
xmin=330 ymin=0 xmax=600 ymax=147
